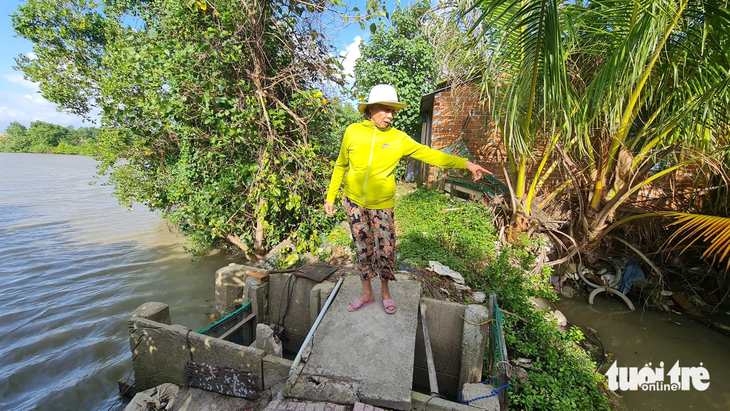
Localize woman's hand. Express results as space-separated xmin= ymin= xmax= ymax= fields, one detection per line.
xmin=465 ymin=161 xmax=492 ymax=182
xmin=325 ymin=201 xmax=335 ymax=216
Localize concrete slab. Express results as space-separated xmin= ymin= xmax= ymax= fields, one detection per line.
xmin=263 ymin=400 xmax=348 ymax=411
xmin=168 ymin=386 xmax=255 ymax=411
xmin=460 ymin=383 xmax=499 ymax=411
xmin=289 ymin=275 xmax=422 ymax=410
xmin=410 ymin=391 xmax=480 ymax=411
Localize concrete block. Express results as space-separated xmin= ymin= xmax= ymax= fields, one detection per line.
xmin=256 ymin=324 xmax=283 ymax=357
xmin=244 ymin=275 xmax=269 ymax=324
xmin=267 ymin=273 xmax=317 ymax=353
xmin=129 ymin=317 xmax=265 ymax=391
xmin=414 ymin=298 xmax=466 ymax=398
xmin=168 ymin=386 xmax=255 ymax=411
xmin=410 ymin=391 xmax=479 ymax=411
xmin=263 ymin=355 xmax=293 ymax=389
xmin=460 ymin=383 xmax=499 ymax=411
xmin=459 ymin=305 xmax=489 ymax=390
xmin=309 ymin=282 xmax=336 ymax=327
xmin=132 ymin=302 xmax=171 ymax=325
xmin=215 ymin=264 xmax=267 ymax=316
xmin=287 ymin=374 xmax=359 ymax=405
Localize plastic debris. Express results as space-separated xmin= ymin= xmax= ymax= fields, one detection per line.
xmin=428 ymin=261 xmax=465 ymax=284
xmin=619 ymin=259 xmax=646 ymax=295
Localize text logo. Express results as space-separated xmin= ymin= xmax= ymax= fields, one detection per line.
xmin=606 ymin=361 xmax=709 ymax=391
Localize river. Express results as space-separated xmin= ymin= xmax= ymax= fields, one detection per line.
xmin=558 ymin=293 xmax=730 ymax=410
xmin=0 ymin=153 xmax=238 ymax=410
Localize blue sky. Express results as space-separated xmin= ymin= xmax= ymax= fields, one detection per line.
xmin=0 ymin=0 xmax=407 ymax=133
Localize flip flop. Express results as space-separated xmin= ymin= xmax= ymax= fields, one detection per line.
xmin=347 ymin=298 xmax=374 ymax=312
xmin=383 ymin=299 xmax=397 ymax=315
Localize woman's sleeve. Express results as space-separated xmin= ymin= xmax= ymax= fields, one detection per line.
xmin=325 ymin=132 xmax=350 ymax=203
xmin=401 ymin=136 xmax=467 ymax=169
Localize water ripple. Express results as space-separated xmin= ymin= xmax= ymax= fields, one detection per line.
xmin=0 ymin=153 xmax=232 ymax=411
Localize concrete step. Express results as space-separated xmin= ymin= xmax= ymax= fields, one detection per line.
xmin=263 ymin=400 xmax=388 ymax=411
xmin=288 ymin=274 xmax=422 ymax=410
xmin=263 ymin=399 xmax=350 ymax=411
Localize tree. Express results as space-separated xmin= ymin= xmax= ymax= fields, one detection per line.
xmin=13 ymin=0 xmax=385 ymax=255
xmin=447 ymin=0 xmax=730 ymax=249
xmin=4 ymin=121 xmax=27 ymax=137
xmin=1 ymin=122 xmax=28 ymax=151
xmin=25 ymin=121 xmax=72 ymax=147
xmin=354 ymin=0 xmax=439 ymax=137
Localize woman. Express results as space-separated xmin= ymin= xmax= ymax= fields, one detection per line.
xmin=324 ymin=84 xmax=490 ymax=314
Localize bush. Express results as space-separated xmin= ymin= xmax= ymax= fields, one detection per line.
xmin=395 ymin=187 xmax=609 ymax=410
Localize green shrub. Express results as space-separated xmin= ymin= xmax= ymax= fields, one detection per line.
xmin=394 ymin=187 xmax=609 ymax=410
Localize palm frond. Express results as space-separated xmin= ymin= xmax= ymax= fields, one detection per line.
xmin=599 ymin=212 xmax=730 ymax=275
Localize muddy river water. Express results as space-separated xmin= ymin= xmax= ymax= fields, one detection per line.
xmin=0 ymin=153 xmax=237 ymax=410
xmin=557 ymin=295 xmax=730 ymax=410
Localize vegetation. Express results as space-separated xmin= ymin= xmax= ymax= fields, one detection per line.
xmin=12 ymin=0 xmax=726 ymax=405
xmin=1 ymin=121 xmax=98 ymax=155
xmin=354 ymin=0 xmax=439 ymax=138
xmin=427 ymin=0 xmax=730 ymax=249
xmin=11 ymin=0 xmax=385 ymax=255
xmin=395 ymin=188 xmax=608 ymax=410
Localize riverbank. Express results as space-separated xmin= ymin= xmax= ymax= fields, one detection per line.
xmin=392 ymin=186 xmax=611 ymax=410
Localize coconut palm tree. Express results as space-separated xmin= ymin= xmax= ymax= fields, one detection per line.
xmin=455 ymin=0 xmax=730 ymax=247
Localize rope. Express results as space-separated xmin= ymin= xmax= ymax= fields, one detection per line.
xmin=458 ymin=379 xmax=510 ymax=404
xmin=497 ymin=360 xmax=513 ymax=376
xmin=424 ymin=392 xmax=446 ymax=411
xmin=274 ymin=273 xmax=297 ymax=341
xmin=460 ymin=313 xmax=495 ymax=326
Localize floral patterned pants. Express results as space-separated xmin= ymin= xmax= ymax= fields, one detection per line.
xmin=342 ymin=196 xmax=397 ymax=281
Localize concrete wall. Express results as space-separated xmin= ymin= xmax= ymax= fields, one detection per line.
xmin=129 ymin=317 xmax=266 ymax=391
xmin=413 ymin=298 xmax=467 ymax=398
xmin=129 ymin=303 xmax=295 ymax=392
xmin=266 ymin=273 xmax=319 ymax=354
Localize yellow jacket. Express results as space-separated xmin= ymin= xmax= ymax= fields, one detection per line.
xmin=326 ymin=120 xmax=467 ymax=209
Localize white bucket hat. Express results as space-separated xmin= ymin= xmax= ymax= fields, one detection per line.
xmin=357 ymin=84 xmax=408 ymax=113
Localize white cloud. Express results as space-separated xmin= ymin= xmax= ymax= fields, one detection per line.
xmin=27 ymin=52 xmax=38 ymax=60
xmin=0 ymin=88 xmax=97 ymax=132
xmin=340 ymin=36 xmax=362 ymax=79
xmin=2 ymin=73 xmax=39 ymax=91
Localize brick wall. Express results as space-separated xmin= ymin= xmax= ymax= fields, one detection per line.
xmin=426 ymin=82 xmax=564 ymax=192
xmin=424 ymin=81 xmax=701 ymax=208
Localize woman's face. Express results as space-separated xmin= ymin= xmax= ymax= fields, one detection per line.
xmin=369 ymin=104 xmax=395 ymax=129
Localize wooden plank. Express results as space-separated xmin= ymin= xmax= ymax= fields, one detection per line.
xmin=219 ymin=313 xmax=256 ymax=342
xmin=671 ymin=294 xmax=703 ymax=317
xmin=184 ymin=362 xmax=259 ymax=399
xmin=488 ymin=295 xmax=494 ymax=377
xmin=420 ymin=303 xmax=439 ymax=396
